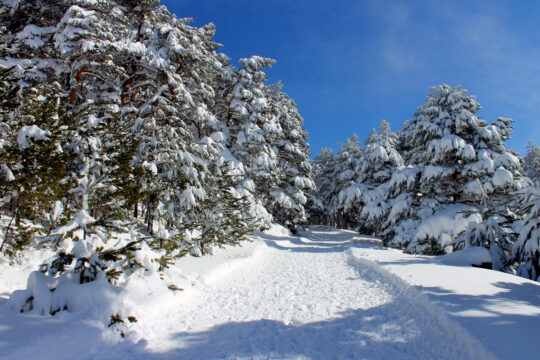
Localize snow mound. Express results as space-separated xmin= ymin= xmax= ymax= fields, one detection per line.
xmin=348 ymin=249 xmax=496 ymax=360
xmin=439 ymin=247 xmax=492 ymax=266
xmin=263 ymin=223 xmax=291 ymax=237
xmin=8 ymin=272 xmax=120 ymax=319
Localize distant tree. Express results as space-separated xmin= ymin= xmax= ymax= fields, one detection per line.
xmin=524 ymin=141 xmax=540 ymax=185
xmin=331 ymin=134 xmax=364 ymax=229
xmin=310 ymin=148 xmax=335 ymax=225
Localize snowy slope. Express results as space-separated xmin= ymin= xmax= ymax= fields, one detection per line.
xmin=1 ymin=225 xmax=539 ymax=359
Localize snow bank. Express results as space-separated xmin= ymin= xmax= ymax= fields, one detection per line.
xmin=174 ymin=237 xmax=267 ymax=287
xmin=439 ymin=246 xmax=491 ymax=266
xmin=8 ymin=271 xmax=120 ymax=319
xmin=351 ymin=232 xmax=540 ymax=360
xmin=348 ymin=250 xmax=496 ymax=359
xmin=0 ymin=245 xmax=55 ymax=300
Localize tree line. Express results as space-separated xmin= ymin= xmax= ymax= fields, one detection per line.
xmin=310 ymin=84 xmax=540 ymax=281
xmin=0 ymin=0 xmax=314 ymax=312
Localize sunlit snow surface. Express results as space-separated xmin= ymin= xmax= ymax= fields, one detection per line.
xmin=1 ymin=225 xmax=539 ymax=359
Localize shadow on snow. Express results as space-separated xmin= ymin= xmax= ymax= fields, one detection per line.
xmin=2 ymin=226 xmax=539 ymax=359
xmin=259 ymin=225 xmax=383 ymax=254
xmin=417 ymin=281 xmax=540 ymax=359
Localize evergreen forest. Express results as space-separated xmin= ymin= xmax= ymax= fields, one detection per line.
xmin=0 ymin=0 xmax=539 ymax=320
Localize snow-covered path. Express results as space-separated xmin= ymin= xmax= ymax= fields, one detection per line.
xmin=125 ymin=226 xmax=494 ymax=359
xmin=4 ymin=226 xmax=539 ymax=359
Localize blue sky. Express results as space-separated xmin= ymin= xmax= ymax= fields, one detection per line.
xmin=161 ymin=0 xmax=540 ymax=157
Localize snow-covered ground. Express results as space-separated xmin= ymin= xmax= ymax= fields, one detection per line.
xmin=1 ymin=225 xmax=539 ymax=359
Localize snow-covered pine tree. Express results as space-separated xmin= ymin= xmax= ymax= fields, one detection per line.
xmin=38 ymin=0 xmax=153 ymax=284
xmin=0 ymin=80 xmax=71 ymax=257
xmin=524 ymin=141 xmax=540 ymax=185
xmin=224 ymin=56 xmax=281 ymax=221
xmin=0 ymin=0 xmax=67 ymax=83
xmin=145 ymin=9 xmax=271 ymax=250
xmin=356 ymin=120 xmax=404 ymax=235
xmin=210 ymin=63 xmax=274 ymax=231
xmin=2 ymin=1 xmax=130 ymax=272
xmin=0 ymin=0 xmax=317 ymax=316
xmin=453 ymin=116 xmax=531 ymax=269
xmin=264 ymin=83 xmax=315 ymax=232
xmin=0 ymin=65 xmax=22 ymax=183
xmin=331 ymin=134 xmax=364 ymax=229
xmin=386 ymin=84 xmax=529 ymax=256
xmin=194 ymin=158 xmax=265 ymax=255
xmin=360 ymin=120 xmax=403 ymax=185
xmin=309 ymin=148 xmax=335 ymax=225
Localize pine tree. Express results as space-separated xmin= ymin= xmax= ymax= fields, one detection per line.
xmin=193 ymin=160 xmax=264 ymax=255
xmin=387 ymin=85 xmax=528 ymax=255
xmin=0 ymin=81 xmax=72 ymax=257
xmin=524 ymin=141 xmax=540 ymax=185
xmin=224 ymin=56 xmax=280 ymax=220
xmin=331 ymin=134 xmax=363 ymax=229
xmin=356 ymin=120 xmax=403 ymax=235
xmin=0 ymin=0 xmax=317 ymax=314
xmin=264 ymin=84 xmax=315 ymax=231
xmin=309 ymin=148 xmax=335 ymax=225
xmin=360 ymin=120 xmax=403 ymax=185
xmin=512 ymin=186 xmax=540 ymax=280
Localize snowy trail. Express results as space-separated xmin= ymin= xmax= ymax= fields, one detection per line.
xmin=1 ymin=226 xmax=504 ymax=359
xmin=126 ymin=227 xmax=494 ymax=359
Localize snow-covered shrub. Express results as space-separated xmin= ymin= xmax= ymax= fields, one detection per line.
xmin=407 ymin=204 xmax=482 ymax=255
xmin=454 ymin=213 xmax=515 ymax=271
